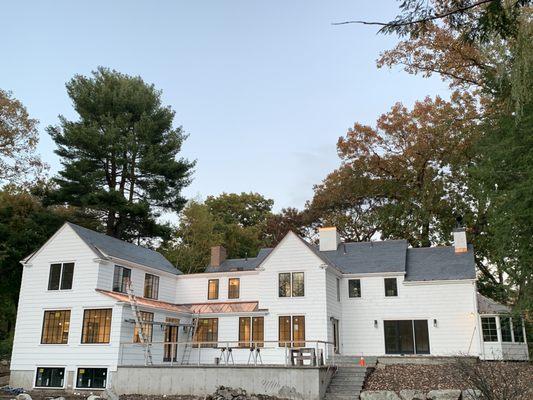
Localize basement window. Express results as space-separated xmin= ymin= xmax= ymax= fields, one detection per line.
xmin=47 ymin=262 xmax=74 ymax=290
xmin=35 ymin=367 xmax=65 ymax=388
xmin=76 ymin=368 xmax=107 ymax=389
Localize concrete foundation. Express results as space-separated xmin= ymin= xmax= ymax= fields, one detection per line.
xmin=111 ymin=366 xmax=334 ymax=400
xmin=9 ymin=370 xmax=34 ymax=389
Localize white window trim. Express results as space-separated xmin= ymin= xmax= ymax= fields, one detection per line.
xmin=33 ymin=366 xmax=67 ymax=389
xmin=278 ymin=271 xmax=306 ymax=298
xmin=47 ymin=262 xmax=75 ymax=291
xmin=75 ymin=367 xmax=108 ymax=390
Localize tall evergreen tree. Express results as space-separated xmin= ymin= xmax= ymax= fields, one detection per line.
xmin=47 ymin=67 xmax=194 ymax=242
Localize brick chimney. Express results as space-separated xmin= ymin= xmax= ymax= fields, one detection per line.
xmin=319 ymin=227 xmax=341 ymax=251
xmin=453 ymin=228 xmax=468 ymax=253
xmin=210 ymin=246 xmax=227 ymax=267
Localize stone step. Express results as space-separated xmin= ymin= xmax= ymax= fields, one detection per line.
xmin=330 ymin=380 xmax=365 ymax=386
xmin=325 ymin=394 xmax=360 ymax=400
xmin=326 ymin=390 xmax=361 ymax=396
xmin=328 ymin=385 xmax=363 ymax=392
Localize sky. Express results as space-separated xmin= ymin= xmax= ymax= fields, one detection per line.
xmin=1 ymin=1 xmax=449 ymax=212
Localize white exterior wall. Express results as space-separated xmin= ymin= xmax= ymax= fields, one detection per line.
xmin=339 ymin=275 xmax=480 ymax=357
xmin=10 ymin=224 xmax=124 ymax=384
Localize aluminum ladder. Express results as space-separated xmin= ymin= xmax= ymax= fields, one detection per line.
xmin=126 ymin=280 xmax=153 ymax=366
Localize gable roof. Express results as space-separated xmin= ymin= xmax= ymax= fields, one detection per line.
xmin=67 ymin=222 xmax=182 ymax=275
xmin=205 ymin=247 xmax=273 ymax=272
xmin=404 ymin=245 xmax=476 ymax=281
xmin=477 ymin=293 xmax=511 ymax=314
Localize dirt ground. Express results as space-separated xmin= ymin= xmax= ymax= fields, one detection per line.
xmin=364 ymin=362 xmax=533 ymax=393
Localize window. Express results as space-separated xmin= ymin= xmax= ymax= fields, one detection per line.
xmin=35 ymin=367 xmax=65 ymax=388
xmin=41 ymin=310 xmax=70 ymax=344
xmin=228 ymin=278 xmax=240 ymax=299
xmin=278 ymin=315 xmax=305 ymax=347
xmin=208 ymin=279 xmax=219 ymax=300
xmin=81 ymin=309 xmax=112 ymax=344
xmin=384 ymin=320 xmax=430 ymax=354
xmin=133 ymin=311 xmax=154 ymax=343
xmin=512 ymin=318 xmax=524 ymax=342
xmin=164 ymin=317 xmax=180 ymax=362
xmin=384 ymin=278 xmax=398 ymax=297
xmin=112 ymin=266 xmax=131 ymax=293
xmin=348 ymin=279 xmax=361 ymax=298
xmin=76 ymin=368 xmax=107 ymax=389
xmin=48 ymin=262 xmax=74 ymax=290
xmin=239 ymin=316 xmax=264 ymax=348
xmin=278 ymin=272 xmax=305 ymax=297
xmin=193 ymin=318 xmax=218 ymax=348
xmin=500 ymin=317 xmax=513 ymax=342
xmin=481 ymin=317 xmax=498 ymax=342
xmin=336 ymin=278 xmax=340 ymax=302
xmin=144 ymin=274 xmax=159 ymax=299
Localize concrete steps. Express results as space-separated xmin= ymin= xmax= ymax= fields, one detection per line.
xmin=325 ymin=364 xmax=369 ymax=400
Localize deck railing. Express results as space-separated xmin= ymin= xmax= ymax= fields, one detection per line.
xmin=119 ymin=339 xmax=337 ymax=367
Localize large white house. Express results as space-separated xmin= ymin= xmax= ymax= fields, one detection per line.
xmin=9 ymin=223 xmax=528 ymax=392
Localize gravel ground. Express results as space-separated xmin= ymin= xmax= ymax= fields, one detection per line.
xmin=364 ymin=362 xmax=533 ymax=393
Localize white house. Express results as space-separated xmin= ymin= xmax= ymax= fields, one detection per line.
xmin=9 ymin=223 xmax=528 ymax=392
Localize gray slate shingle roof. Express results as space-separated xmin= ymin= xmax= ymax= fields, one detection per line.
xmin=205 ymin=248 xmax=273 ymax=272
xmin=67 ymin=222 xmax=182 ymax=275
xmin=404 ymin=245 xmax=476 ymax=281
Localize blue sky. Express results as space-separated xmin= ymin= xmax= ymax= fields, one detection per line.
xmin=2 ymin=1 xmax=449 ymax=212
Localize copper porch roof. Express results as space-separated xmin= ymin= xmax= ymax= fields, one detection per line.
xmin=96 ymin=289 xmax=263 ymax=315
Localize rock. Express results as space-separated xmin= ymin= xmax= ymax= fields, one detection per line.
xmin=52 ymin=397 xmax=65 ymax=400
xmin=87 ymin=395 xmax=101 ymax=400
xmin=427 ymin=390 xmax=461 ymax=400
xmin=399 ymin=389 xmax=426 ymax=400
xmin=1 ymin=359 xmax=9 ymax=366
xmin=361 ymin=391 xmax=402 ymax=400
xmin=462 ymin=389 xmax=482 ymax=400
xmin=16 ymin=394 xmax=32 ymax=400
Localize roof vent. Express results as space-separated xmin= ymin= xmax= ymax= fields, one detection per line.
xmin=453 ymin=228 xmax=467 ymax=254
xmin=319 ymin=227 xmax=341 ymax=252
xmin=210 ymin=246 xmax=227 ymax=267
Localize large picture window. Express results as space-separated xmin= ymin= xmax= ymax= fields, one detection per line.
xmin=481 ymin=317 xmax=498 ymax=342
xmin=193 ymin=318 xmax=218 ymax=348
xmin=278 ymin=315 xmax=305 ymax=347
xmin=239 ymin=316 xmax=264 ymax=347
xmin=112 ymin=265 xmax=131 ymax=293
xmin=208 ymin=279 xmax=219 ymax=300
xmin=35 ymin=367 xmax=65 ymax=388
xmin=41 ymin=310 xmax=70 ymax=344
xmin=348 ymin=279 xmax=361 ymax=298
xmin=228 ymin=278 xmax=240 ymax=299
xmin=144 ymin=274 xmax=159 ymax=299
xmin=48 ymin=263 xmax=74 ymax=290
xmin=76 ymin=368 xmax=107 ymax=389
xmin=133 ymin=311 xmax=154 ymax=342
xmin=278 ymin=272 xmax=304 ymax=297
xmin=81 ymin=309 xmax=112 ymax=344
xmin=384 ymin=320 xmax=430 ymax=354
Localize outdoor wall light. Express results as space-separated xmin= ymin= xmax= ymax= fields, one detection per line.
xmin=433 ymin=319 xmax=438 ymax=327
xmin=374 ymin=320 xmax=378 ymax=328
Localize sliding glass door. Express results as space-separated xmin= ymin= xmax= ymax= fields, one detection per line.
xmin=384 ymin=320 xmax=430 ymax=355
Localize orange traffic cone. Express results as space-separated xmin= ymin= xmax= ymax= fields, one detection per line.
xmin=359 ymin=356 xmax=366 ymax=367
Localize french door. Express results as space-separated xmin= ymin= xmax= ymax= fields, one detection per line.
xmin=384 ymin=320 xmax=430 ymax=355
xmin=163 ymin=318 xmax=179 ymax=362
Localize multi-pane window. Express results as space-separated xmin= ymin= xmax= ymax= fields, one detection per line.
xmin=41 ymin=310 xmax=71 ymax=344
xmin=133 ymin=311 xmax=154 ymax=343
xmin=228 ymin=278 xmax=240 ymax=299
xmin=512 ymin=318 xmax=525 ymax=342
xmin=481 ymin=317 xmax=498 ymax=342
xmin=48 ymin=263 xmax=74 ymax=290
xmin=193 ymin=318 xmax=218 ymax=348
xmin=144 ymin=274 xmax=159 ymax=299
xmin=81 ymin=309 xmax=112 ymax=344
xmin=76 ymin=368 xmax=107 ymax=389
xmin=384 ymin=278 xmax=398 ymax=297
xmin=278 ymin=315 xmax=305 ymax=347
xmin=112 ymin=266 xmax=131 ymax=293
xmin=278 ymin=272 xmax=305 ymax=297
xmin=208 ymin=279 xmax=219 ymax=300
xmin=164 ymin=317 xmax=180 ymax=362
xmin=384 ymin=320 xmax=429 ymax=354
xmin=348 ymin=279 xmax=361 ymax=298
xmin=500 ymin=317 xmax=513 ymax=342
xmin=35 ymin=367 xmax=65 ymax=388
xmin=238 ymin=316 xmax=264 ymax=348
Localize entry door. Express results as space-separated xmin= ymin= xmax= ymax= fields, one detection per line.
xmin=164 ymin=318 xmax=179 ymax=362
xmin=332 ymin=319 xmax=340 ymax=354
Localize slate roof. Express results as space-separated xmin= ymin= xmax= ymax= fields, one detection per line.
xmin=404 ymin=245 xmax=476 ymax=281
xmin=67 ymin=222 xmax=182 ymax=275
xmin=204 ymin=248 xmax=273 ymax=272
xmin=477 ymin=293 xmax=511 ymax=314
